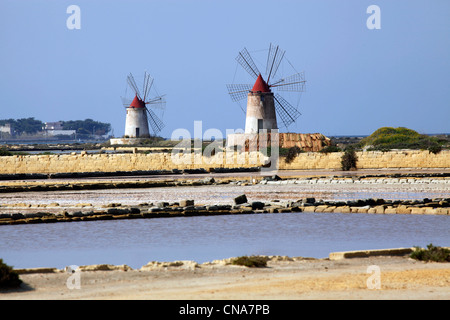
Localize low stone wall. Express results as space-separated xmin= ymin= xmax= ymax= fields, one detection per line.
xmin=329 ymin=248 xmax=415 ymax=260
xmin=1 ymin=194 xmax=448 ymax=226
xmin=280 ymin=150 xmax=450 ymax=170
xmin=0 ymin=151 xmax=266 ymax=175
xmin=260 ymin=174 xmax=450 ymax=185
xmin=0 ymin=149 xmax=448 ymax=175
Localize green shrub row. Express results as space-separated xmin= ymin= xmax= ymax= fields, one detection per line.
xmin=410 ymin=244 xmax=450 ymax=262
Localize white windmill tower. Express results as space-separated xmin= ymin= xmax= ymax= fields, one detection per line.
xmin=227 ymin=44 xmax=306 ymax=133
xmin=121 ymin=72 xmax=166 ymax=138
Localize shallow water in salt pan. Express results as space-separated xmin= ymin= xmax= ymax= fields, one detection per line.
xmin=1 ymin=182 xmax=448 ymax=269
xmin=1 ymin=211 xmax=448 ymax=269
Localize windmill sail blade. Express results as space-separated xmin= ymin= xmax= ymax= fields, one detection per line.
xmin=274 ymin=93 xmax=301 ymax=128
xmin=146 ymin=95 xmax=166 ymax=110
xmin=226 ymin=84 xmax=253 ymax=102
xmin=236 ymin=48 xmax=260 ymax=79
xmin=121 ymin=96 xmax=132 ymax=108
xmin=270 ymin=72 xmax=306 ymax=92
xmin=127 ymin=73 xmax=141 ymax=99
xmin=142 ymin=72 xmax=154 ymax=102
xmin=146 ymin=108 xmax=165 ymax=135
xmin=266 ymin=43 xmax=285 ymax=84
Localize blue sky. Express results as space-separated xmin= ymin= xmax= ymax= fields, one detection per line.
xmin=1 ymin=0 xmax=449 ymax=138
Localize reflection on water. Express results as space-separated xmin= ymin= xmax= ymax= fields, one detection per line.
xmin=1 ymin=212 xmax=448 ymax=269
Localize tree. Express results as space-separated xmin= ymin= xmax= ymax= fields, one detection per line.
xmin=0 ymin=118 xmax=43 ymax=135
xmin=61 ymin=119 xmax=111 ymax=135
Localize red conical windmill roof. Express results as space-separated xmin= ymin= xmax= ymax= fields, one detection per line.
xmin=251 ymin=74 xmax=271 ymax=93
xmin=129 ymin=95 xmax=146 ymax=108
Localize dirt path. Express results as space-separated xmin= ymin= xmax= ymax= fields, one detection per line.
xmin=2 ymin=256 xmax=449 ymax=300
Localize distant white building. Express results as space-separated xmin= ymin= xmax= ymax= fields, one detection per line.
xmin=46 ymin=129 xmax=76 ymax=136
xmin=0 ymin=123 xmax=12 ymax=134
xmin=44 ymin=121 xmax=64 ymax=130
xmin=44 ymin=122 xmax=75 ymax=136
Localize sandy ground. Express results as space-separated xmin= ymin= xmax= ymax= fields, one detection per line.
xmin=1 ymin=255 xmax=449 ymax=300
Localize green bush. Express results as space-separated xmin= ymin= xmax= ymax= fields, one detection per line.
xmin=278 ymin=147 xmax=288 ymax=156
xmin=361 ymin=127 xmax=419 ymax=146
xmin=410 ymin=244 xmax=450 ymax=262
xmin=0 ymin=148 xmax=12 ymax=156
xmin=0 ymin=259 xmax=22 ymax=288
xmin=360 ymin=127 xmax=447 ymax=151
xmin=428 ymin=144 xmax=442 ymax=154
xmin=341 ymin=147 xmax=358 ymax=171
xmin=231 ymin=256 xmax=269 ymax=268
xmin=285 ymin=146 xmax=303 ymax=164
xmin=367 ymin=145 xmax=391 ymax=152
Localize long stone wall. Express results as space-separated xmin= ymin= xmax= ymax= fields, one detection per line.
xmin=0 ymin=151 xmax=266 ymax=175
xmin=0 ymin=149 xmax=448 ymax=175
xmin=280 ymin=150 xmax=450 ymax=170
